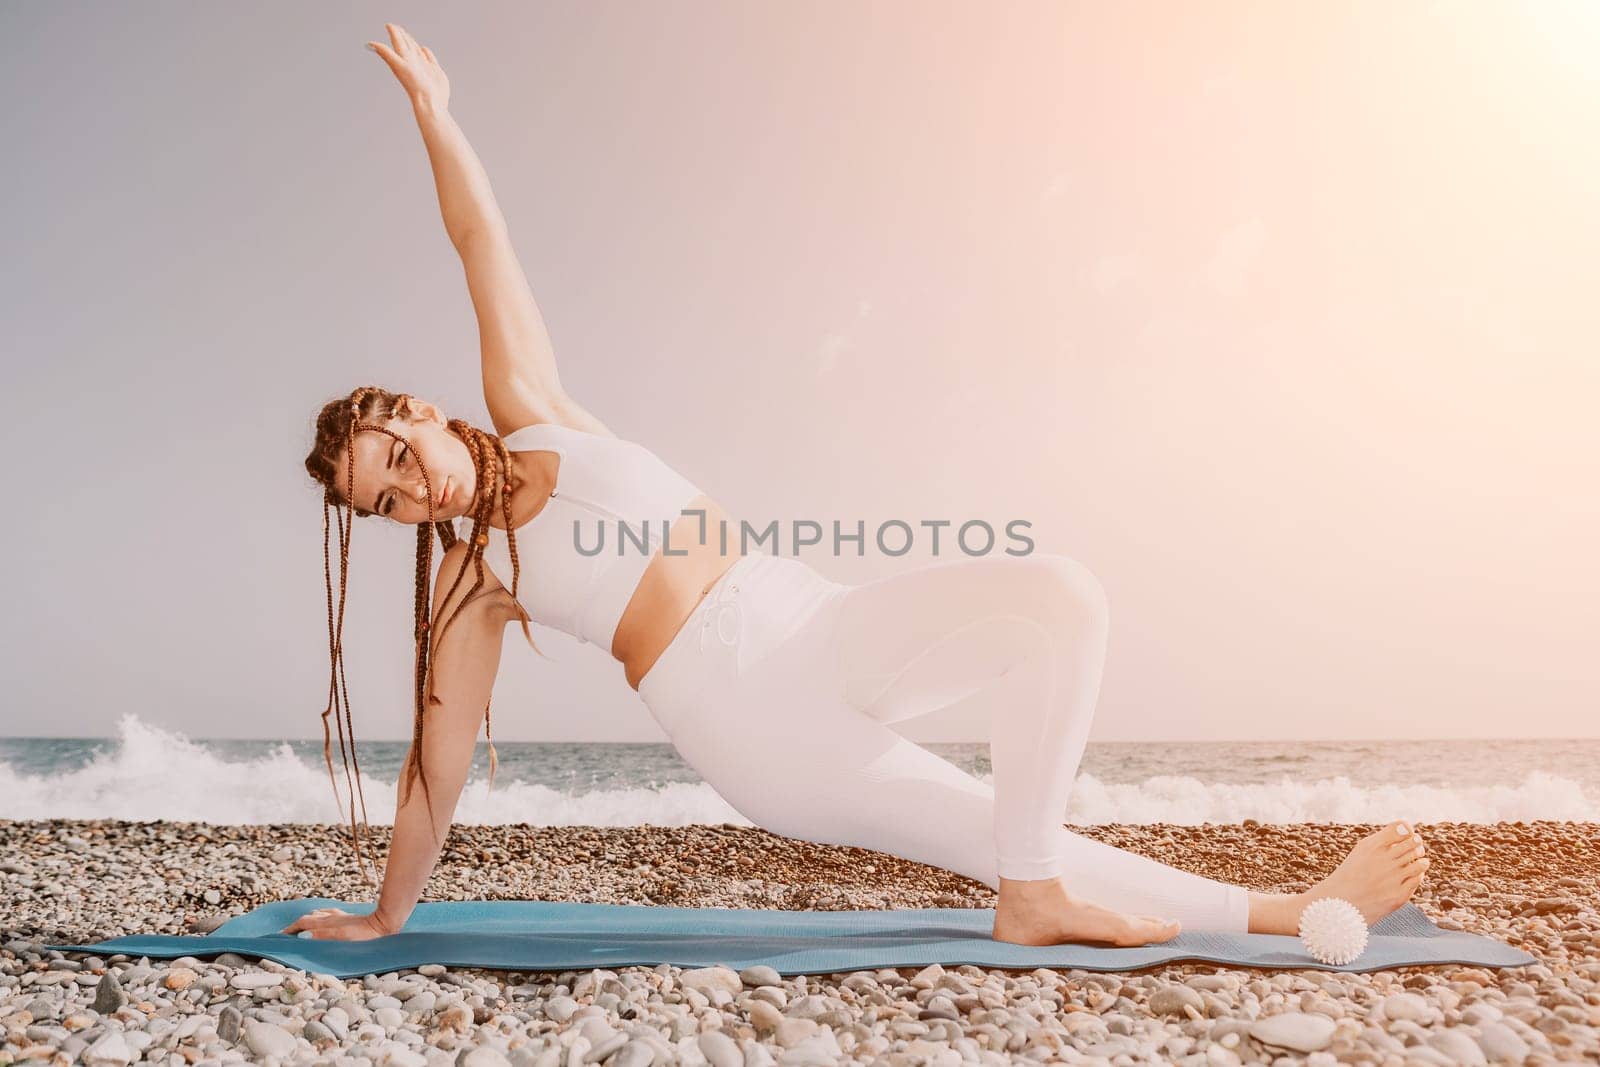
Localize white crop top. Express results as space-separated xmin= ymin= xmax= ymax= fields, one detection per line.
xmin=469 ymin=422 xmax=704 ymax=650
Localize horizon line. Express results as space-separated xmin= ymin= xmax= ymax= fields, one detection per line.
xmin=5 ymin=734 xmax=1599 ymax=745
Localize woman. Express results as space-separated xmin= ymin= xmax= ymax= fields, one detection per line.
xmin=286 ymin=25 xmax=1430 ymax=945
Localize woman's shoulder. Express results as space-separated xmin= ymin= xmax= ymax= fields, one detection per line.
xmin=433 ymin=534 xmax=520 ymax=624
xmin=505 ymin=419 xmax=657 ymax=461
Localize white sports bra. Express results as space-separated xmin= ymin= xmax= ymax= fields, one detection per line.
xmin=469 ymin=422 xmax=704 ymax=650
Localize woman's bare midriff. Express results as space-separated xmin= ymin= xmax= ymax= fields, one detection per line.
xmin=610 ymin=493 xmax=743 ymax=691
xmin=487 ymin=447 xmax=741 ymax=692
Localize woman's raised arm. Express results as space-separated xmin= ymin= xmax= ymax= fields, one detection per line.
xmin=367 ymin=23 xmax=613 ymax=439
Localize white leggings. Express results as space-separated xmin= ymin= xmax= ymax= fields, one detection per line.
xmin=637 ymin=551 xmax=1251 ymax=932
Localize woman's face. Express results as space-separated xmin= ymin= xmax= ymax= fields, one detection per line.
xmin=335 ymin=398 xmax=481 ymax=524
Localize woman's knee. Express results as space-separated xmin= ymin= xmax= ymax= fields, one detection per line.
xmin=1021 ymin=553 xmax=1110 ymax=639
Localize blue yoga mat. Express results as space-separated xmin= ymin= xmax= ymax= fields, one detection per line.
xmin=48 ymin=898 xmax=1536 ymax=979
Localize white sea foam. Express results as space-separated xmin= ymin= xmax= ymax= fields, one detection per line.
xmin=0 ymin=715 xmax=747 ymax=826
xmin=1062 ymin=770 xmax=1600 ymax=825
xmin=2 ymin=713 xmax=1595 ymax=825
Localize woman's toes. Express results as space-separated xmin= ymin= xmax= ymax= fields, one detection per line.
xmin=1389 ymin=838 xmax=1425 ymax=860
xmin=1401 ymin=857 xmax=1430 ymax=882
xmin=1365 ymin=821 xmax=1409 ymax=852
xmin=1129 ymin=916 xmax=1181 ymax=944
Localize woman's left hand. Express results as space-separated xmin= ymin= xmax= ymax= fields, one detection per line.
xmin=280 ymin=907 xmax=394 ymax=941
xmin=367 ymin=23 xmax=450 ymax=110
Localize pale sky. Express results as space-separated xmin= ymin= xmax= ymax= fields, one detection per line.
xmin=3 ymin=1 xmax=1596 ymax=743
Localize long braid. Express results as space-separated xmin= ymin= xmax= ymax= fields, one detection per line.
xmin=314 ymin=392 xmax=381 ymax=885
xmin=419 ymin=423 xmax=490 ymax=799
xmin=319 ymin=493 xmax=366 ymax=871
xmin=338 ymin=442 xmax=374 ymax=848
xmin=333 ymin=495 xmax=371 ymax=859
xmin=305 ymin=386 xmax=545 ymax=880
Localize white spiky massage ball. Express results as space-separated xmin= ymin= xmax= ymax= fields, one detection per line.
xmin=1297 ymin=897 xmax=1369 ymax=965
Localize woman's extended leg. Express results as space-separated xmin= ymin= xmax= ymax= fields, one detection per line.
xmin=817 ymin=551 xmax=1432 ymax=938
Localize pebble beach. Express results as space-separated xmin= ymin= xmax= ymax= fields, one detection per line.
xmin=2 ymin=819 xmax=1596 ymax=1066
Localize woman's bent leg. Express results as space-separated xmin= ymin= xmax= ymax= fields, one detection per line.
xmin=825 ymin=552 xmax=1109 ymax=879
xmin=688 ymin=689 xmax=1249 ymax=932
xmin=817 ymin=551 xmax=1250 ymax=931
xmin=643 ymin=552 xmax=1250 ymax=932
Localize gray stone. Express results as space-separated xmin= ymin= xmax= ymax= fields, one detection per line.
xmin=776 ymin=1038 xmax=836 ymax=1067
xmin=1150 ymin=985 xmax=1204 ymax=1017
xmin=739 ymin=965 xmax=782 ymax=988
xmin=1428 ymin=1029 xmax=1488 ymax=1067
xmin=1247 ymin=1012 xmax=1336 ymax=1053
xmin=584 ymin=1033 xmax=628 ymax=1063
xmin=243 ymin=1020 xmax=298 ymax=1059
xmin=24 ymin=997 xmax=58 ymax=1020
xmin=1379 ymin=992 xmax=1433 ymax=1023
xmin=578 ymin=1018 xmax=619 ymax=1046
xmin=606 ymin=1042 xmax=655 ymax=1067
xmin=698 ymin=1029 xmax=744 ymax=1067
xmin=320 ymin=1005 xmax=350 ymax=1040
xmin=1474 ymin=1022 xmax=1531 ymax=1065
xmin=81 ymin=1030 xmax=134 ymax=1067
xmin=750 ymin=999 xmax=784 ymax=1034
xmin=457 ymin=1047 xmax=514 ymax=1067
xmin=750 ymin=985 xmax=787 ymax=1009
xmin=303 ymin=1019 xmax=336 ymax=1044
xmin=784 ymin=994 xmax=829 ymax=1020
xmin=91 ymin=972 xmax=127 ymax=1015
xmin=216 ymin=1005 xmax=243 ymax=1044
xmin=741 ymin=1040 xmax=776 ymax=1067
xmin=774 ymin=1017 xmax=820 ymax=1047
xmin=679 ymin=966 xmax=742 ymax=997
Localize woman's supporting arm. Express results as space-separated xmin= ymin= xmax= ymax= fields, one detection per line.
xmin=282 ymin=544 xmax=516 ymax=942
xmin=371 ymin=546 xmax=517 ymax=934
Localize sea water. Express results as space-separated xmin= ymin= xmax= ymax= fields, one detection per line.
xmin=2 ymin=713 xmax=1596 ymax=826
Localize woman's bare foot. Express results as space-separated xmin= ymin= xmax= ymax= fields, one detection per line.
xmin=992 ymin=875 xmax=1181 ymax=947
xmin=1251 ymin=820 xmax=1430 ymax=934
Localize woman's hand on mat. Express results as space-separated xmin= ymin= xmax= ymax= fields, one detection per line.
xmin=366 ymin=23 xmax=450 ymax=110
xmin=280 ymin=906 xmax=396 ymax=941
